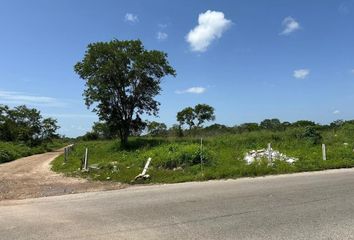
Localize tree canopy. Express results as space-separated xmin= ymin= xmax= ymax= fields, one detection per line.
xmin=75 ymin=39 xmax=176 ymax=147
xmin=177 ymin=104 xmax=215 ymax=130
xmin=0 ymin=104 xmax=60 ymax=145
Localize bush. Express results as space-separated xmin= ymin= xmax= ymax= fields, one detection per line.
xmin=143 ymin=143 xmax=214 ymax=169
xmin=299 ymin=126 xmax=322 ymax=144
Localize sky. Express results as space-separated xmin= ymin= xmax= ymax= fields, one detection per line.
xmin=0 ymin=0 xmax=354 ymax=137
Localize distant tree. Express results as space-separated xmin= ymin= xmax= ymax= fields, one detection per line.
xmin=177 ymin=107 xmax=195 ymax=130
xmin=91 ymin=121 xmax=114 ymax=139
xmin=300 ymin=126 xmax=322 ymax=144
xmin=236 ymin=123 xmax=260 ymax=133
xmin=292 ymin=120 xmax=316 ymax=128
xmin=282 ymin=121 xmax=291 ymax=129
xmin=194 ymin=104 xmax=215 ymax=127
xmin=260 ymin=118 xmax=283 ymax=131
xmin=74 ymin=39 xmax=176 ymax=147
xmin=330 ymin=119 xmax=344 ymax=129
xmin=41 ymin=118 xmax=60 ymax=142
xmin=147 ymin=121 xmax=167 ymax=136
xmin=168 ymin=124 xmax=183 ymax=137
xmin=177 ymin=104 xmax=215 ymax=130
xmin=10 ymin=105 xmax=42 ymax=145
xmin=0 ymin=105 xmax=59 ymax=145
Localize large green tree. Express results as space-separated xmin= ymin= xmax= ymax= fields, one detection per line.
xmin=177 ymin=104 xmax=215 ymax=130
xmin=75 ymin=39 xmax=176 ymax=147
xmin=0 ymin=105 xmax=59 ymax=145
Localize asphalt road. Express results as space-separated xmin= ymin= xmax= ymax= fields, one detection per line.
xmin=2 ymin=168 xmax=354 ymax=240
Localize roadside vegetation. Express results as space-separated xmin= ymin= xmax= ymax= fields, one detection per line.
xmin=0 ymin=104 xmax=65 ymax=163
xmin=52 ymin=119 xmax=354 ymax=184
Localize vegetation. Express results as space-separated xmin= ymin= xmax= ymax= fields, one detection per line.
xmin=52 ymin=119 xmax=354 ymax=184
xmin=0 ymin=104 xmax=63 ymax=163
xmin=74 ymin=39 xmax=176 ymax=147
xmin=177 ymin=104 xmax=215 ymax=130
xmin=0 ymin=140 xmax=66 ymax=164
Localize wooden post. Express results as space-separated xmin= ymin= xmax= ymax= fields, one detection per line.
xmin=267 ymin=143 xmax=272 ymax=161
xmin=322 ymin=144 xmax=326 ymax=161
xmin=141 ymin=158 xmax=152 ymax=176
xmin=84 ymin=148 xmax=89 ymax=170
xmin=64 ymin=147 xmax=67 ymax=163
xmin=200 ymin=138 xmax=203 ymax=175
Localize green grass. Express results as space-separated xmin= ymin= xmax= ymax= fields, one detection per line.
xmin=0 ymin=140 xmax=67 ymax=164
xmin=52 ymin=126 xmax=354 ymax=184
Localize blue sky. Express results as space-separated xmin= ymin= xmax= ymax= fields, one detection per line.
xmin=0 ymin=0 xmax=353 ymax=137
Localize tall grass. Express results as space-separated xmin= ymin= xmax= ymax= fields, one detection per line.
xmin=52 ymin=127 xmax=354 ymax=184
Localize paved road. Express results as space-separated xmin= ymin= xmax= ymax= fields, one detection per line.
xmin=2 ymin=168 xmax=354 ymax=240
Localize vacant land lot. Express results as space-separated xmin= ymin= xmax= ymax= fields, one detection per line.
xmin=52 ymin=124 xmax=354 ymax=184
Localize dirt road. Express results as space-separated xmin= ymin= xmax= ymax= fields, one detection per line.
xmin=0 ymin=148 xmax=125 ymax=201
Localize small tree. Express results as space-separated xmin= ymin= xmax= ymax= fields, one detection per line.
xmin=177 ymin=104 xmax=215 ymax=130
xmin=260 ymin=118 xmax=283 ymax=131
xmin=75 ymin=39 xmax=176 ymax=147
xmin=194 ymin=104 xmax=215 ymax=127
xmin=147 ymin=121 xmax=167 ymax=136
xmin=177 ymin=107 xmax=195 ymax=130
xmin=300 ymin=126 xmax=322 ymax=144
xmin=41 ymin=118 xmax=60 ymax=142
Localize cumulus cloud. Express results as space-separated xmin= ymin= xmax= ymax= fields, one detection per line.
xmin=280 ymin=16 xmax=300 ymax=35
xmin=175 ymin=87 xmax=206 ymax=94
xmin=156 ymin=31 xmax=168 ymax=41
xmin=0 ymin=90 xmax=64 ymax=107
xmin=333 ymin=110 xmax=340 ymax=115
xmin=124 ymin=13 xmax=138 ymax=23
xmin=293 ymin=69 xmax=310 ymax=79
xmin=186 ymin=10 xmax=232 ymax=52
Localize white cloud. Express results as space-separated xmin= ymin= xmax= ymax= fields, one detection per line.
xmin=280 ymin=16 xmax=300 ymax=35
xmin=0 ymin=90 xmax=64 ymax=107
xmin=186 ymin=10 xmax=232 ymax=52
xmin=333 ymin=110 xmax=340 ymax=115
xmin=351 ymin=69 xmax=354 ymax=74
xmin=293 ymin=69 xmax=310 ymax=79
xmin=156 ymin=31 xmax=168 ymax=41
xmin=124 ymin=13 xmax=138 ymax=23
xmin=175 ymin=87 xmax=206 ymax=94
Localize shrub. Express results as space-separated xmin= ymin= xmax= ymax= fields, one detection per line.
xmin=299 ymin=126 xmax=322 ymax=144
xmin=144 ymin=143 xmax=214 ymax=169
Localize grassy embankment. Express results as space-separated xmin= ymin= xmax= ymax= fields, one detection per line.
xmin=0 ymin=140 xmax=68 ymax=164
xmin=52 ymin=124 xmax=354 ymax=184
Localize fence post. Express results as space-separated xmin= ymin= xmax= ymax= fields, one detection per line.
xmin=201 ymin=138 xmax=203 ymax=170
xmin=267 ymin=143 xmax=272 ymax=162
xmin=84 ymin=148 xmax=89 ymax=170
xmin=322 ymin=144 xmax=327 ymax=161
xmin=64 ymin=147 xmax=67 ymax=163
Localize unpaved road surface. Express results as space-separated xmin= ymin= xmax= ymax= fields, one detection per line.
xmin=0 ymin=149 xmax=125 ymax=201
xmin=2 ymin=168 xmax=354 ymax=239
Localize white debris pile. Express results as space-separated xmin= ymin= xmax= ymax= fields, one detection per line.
xmin=244 ymin=146 xmax=298 ymax=165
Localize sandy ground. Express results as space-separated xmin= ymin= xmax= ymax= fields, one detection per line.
xmin=0 ymin=148 xmax=126 ymax=201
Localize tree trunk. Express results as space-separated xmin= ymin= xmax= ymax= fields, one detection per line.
xmin=119 ymin=128 xmax=129 ymax=149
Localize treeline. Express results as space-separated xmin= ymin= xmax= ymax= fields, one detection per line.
xmin=0 ymin=105 xmax=60 ymax=146
xmin=80 ymin=117 xmax=347 ymax=141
